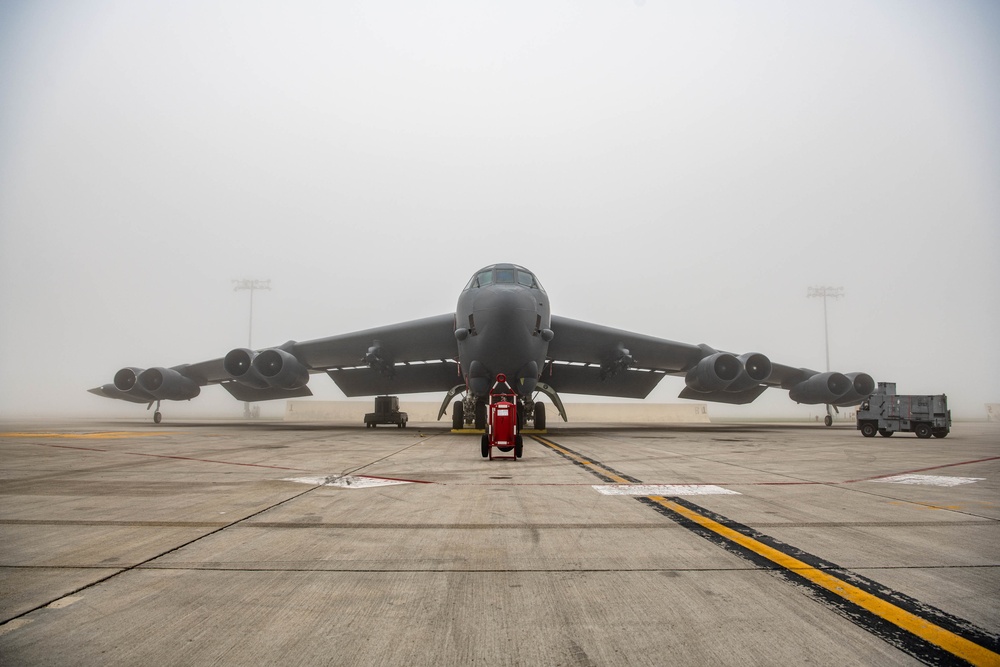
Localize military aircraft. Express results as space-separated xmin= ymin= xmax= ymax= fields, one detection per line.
xmin=90 ymin=263 xmax=873 ymax=428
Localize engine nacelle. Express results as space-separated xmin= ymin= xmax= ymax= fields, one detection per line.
xmin=727 ymin=353 xmax=773 ymax=392
xmin=137 ymin=367 xmax=201 ymax=401
xmin=685 ymin=352 xmax=741 ymax=393
xmin=788 ymin=371 xmax=852 ymax=404
xmin=224 ymin=348 xmax=270 ymax=388
xmin=252 ymin=348 xmax=310 ymax=390
xmin=113 ymin=367 xmax=155 ymax=400
xmin=831 ymin=372 xmax=876 ymax=407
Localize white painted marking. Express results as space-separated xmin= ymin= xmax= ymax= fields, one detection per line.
xmin=285 ymin=475 xmax=412 ymax=489
xmin=593 ymin=484 xmax=740 ymax=496
xmin=873 ymin=474 xmax=985 ymax=487
xmin=46 ymin=596 xmax=83 ymax=609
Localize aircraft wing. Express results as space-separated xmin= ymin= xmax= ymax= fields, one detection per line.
xmin=90 ymin=313 xmax=461 ymax=403
xmin=544 ymin=315 xmax=872 ymax=406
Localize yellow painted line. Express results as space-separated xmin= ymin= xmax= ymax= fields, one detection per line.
xmin=0 ymin=432 xmax=167 ymax=440
xmin=533 ymin=435 xmax=634 ymax=485
xmin=648 ymin=496 xmax=1000 ymax=667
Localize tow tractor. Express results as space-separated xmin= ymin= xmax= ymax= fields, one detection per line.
xmin=481 ymin=374 xmax=523 ymax=460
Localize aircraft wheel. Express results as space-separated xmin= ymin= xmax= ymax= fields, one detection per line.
xmin=860 ymin=423 xmax=876 ymax=438
xmin=515 ymin=434 xmax=523 ymax=459
xmin=824 ymin=415 xmax=833 ymax=427
xmin=481 ymin=434 xmax=489 ymax=458
xmin=153 ymin=411 xmax=162 ymax=424
xmin=533 ymin=403 xmax=546 ymax=430
xmin=475 ymin=401 xmax=487 ymax=430
xmin=452 ymin=401 xmax=464 ymax=430
xmin=878 ymin=429 xmax=893 ymax=437
xmin=914 ymin=423 xmax=932 ymax=439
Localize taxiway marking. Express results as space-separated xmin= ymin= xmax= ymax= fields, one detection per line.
xmin=594 ymin=484 xmax=740 ymax=496
xmin=873 ymin=474 xmax=985 ymax=487
xmin=0 ymin=431 xmax=167 ymax=439
xmin=532 ymin=434 xmax=1000 ymax=666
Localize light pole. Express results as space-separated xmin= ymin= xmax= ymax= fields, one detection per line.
xmin=807 ymin=286 xmax=843 ymax=371
xmin=232 ymin=279 xmax=271 ymax=349
xmin=808 ymin=285 xmax=843 ymax=426
xmin=233 ymin=279 xmax=271 ymax=418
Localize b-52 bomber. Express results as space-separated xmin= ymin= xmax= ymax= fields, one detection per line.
xmin=91 ymin=263 xmax=874 ymax=428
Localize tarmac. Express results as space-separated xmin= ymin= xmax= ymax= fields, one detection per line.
xmin=0 ymin=419 xmax=997 ymax=666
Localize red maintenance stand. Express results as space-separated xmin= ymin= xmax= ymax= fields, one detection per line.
xmin=481 ymin=374 xmax=523 ymax=460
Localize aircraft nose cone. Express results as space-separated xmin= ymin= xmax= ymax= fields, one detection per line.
xmin=474 ymin=286 xmax=537 ymax=312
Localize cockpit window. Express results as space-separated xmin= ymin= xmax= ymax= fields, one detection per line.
xmin=466 ymin=266 xmax=544 ymax=291
xmin=495 ymin=268 xmax=516 ymax=284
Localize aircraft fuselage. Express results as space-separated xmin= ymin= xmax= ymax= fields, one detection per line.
xmin=454 ymin=264 xmax=551 ymax=398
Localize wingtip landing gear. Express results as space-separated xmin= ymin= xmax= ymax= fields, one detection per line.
xmin=823 ymin=404 xmax=837 ymax=427
xmin=148 ymin=400 xmax=163 ymax=424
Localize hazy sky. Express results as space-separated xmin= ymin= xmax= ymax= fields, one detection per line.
xmin=1 ymin=1 xmax=997 ymax=420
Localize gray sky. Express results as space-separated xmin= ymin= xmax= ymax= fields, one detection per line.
xmin=1 ymin=1 xmax=998 ymax=420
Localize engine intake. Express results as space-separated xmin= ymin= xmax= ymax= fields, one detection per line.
xmin=788 ymin=371 xmax=852 ymax=404
xmin=685 ymin=352 xmax=741 ymax=393
xmin=727 ymin=353 xmax=773 ymax=392
xmin=252 ymin=348 xmax=309 ymax=390
xmin=224 ymin=348 xmax=270 ymax=388
xmin=113 ymin=367 xmax=155 ymax=400
xmin=831 ymin=372 xmax=876 ymax=407
xmin=137 ymin=367 xmax=201 ymax=401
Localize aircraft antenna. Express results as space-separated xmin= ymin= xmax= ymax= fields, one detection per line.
xmin=807 ymin=286 xmax=843 ymax=371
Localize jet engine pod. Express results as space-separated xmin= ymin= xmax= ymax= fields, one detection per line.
xmin=113 ymin=367 xmax=155 ymax=400
xmin=685 ymin=352 xmax=741 ymax=393
xmin=788 ymin=371 xmax=851 ymax=404
xmin=224 ymin=348 xmax=269 ymax=388
xmin=137 ymin=367 xmax=201 ymax=400
xmin=252 ymin=348 xmax=309 ymax=390
xmin=114 ymin=367 xmax=142 ymax=392
xmin=831 ymin=372 xmax=876 ymax=407
xmin=727 ymin=353 xmax=773 ymax=392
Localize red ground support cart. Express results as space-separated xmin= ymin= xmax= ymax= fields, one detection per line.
xmin=481 ymin=374 xmax=523 ymax=460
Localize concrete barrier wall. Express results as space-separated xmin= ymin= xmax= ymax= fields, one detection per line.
xmin=284 ymin=400 xmax=711 ymax=423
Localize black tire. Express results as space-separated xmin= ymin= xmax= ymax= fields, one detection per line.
xmin=481 ymin=434 xmax=489 ymax=458
xmin=534 ymin=403 xmax=546 ymax=430
xmin=153 ymin=411 xmax=162 ymax=424
xmin=878 ymin=429 xmax=893 ymax=437
xmin=452 ymin=401 xmax=464 ymax=430
xmin=933 ymin=429 xmax=948 ymax=438
xmin=514 ymin=434 xmax=523 ymax=459
xmin=860 ymin=423 xmax=877 ymax=438
xmin=914 ymin=423 xmax=932 ymax=439
xmin=475 ymin=401 xmax=487 ymax=430
xmin=824 ymin=415 xmax=833 ymax=427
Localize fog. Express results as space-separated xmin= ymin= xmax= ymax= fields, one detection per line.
xmin=1 ymin=1 xmax=997 ymax=421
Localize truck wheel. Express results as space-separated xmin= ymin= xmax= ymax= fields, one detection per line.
xmin=452 ymin=401 xmax=464 ymax=430
xmin=481 ymin=434 xmax=489 ymax=458
xmin=878 ymin=429 xmax=893 ymax=437
xmin=515 ymin=435 xmax=523 ymax=459
xmin=860 ymin=423 xmax=877 ymax=438
xmin=933 ymin=429 xmax=948 ymax=438
xmin=914 ymin=423 xmax=932 ymax=439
